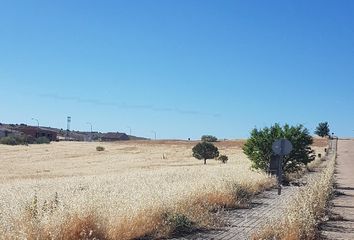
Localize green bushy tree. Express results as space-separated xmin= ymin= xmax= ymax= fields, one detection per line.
xmin=314 ymin=122 xmax=330 ymax=138
xmin=243 ymin=124 xmax=315 ymax=173
xmin=192 ymin=142 xmax=219 ymax=164
xmin=201 ymin=135 xmax=218 ymax=142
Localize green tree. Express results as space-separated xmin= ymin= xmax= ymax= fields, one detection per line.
xmin=314 ymin=122 xmax=330 ymax=138
xmin=243 ymin=124 xmax=315 ymax=173
xmin=201 ymin=135 xmax=218 ymax=142
xmin=192 ymin=142 xmax=219 ymax=164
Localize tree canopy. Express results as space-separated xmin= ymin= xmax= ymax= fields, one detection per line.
xmin=192 ymin=142 xmax=219 ymax=164
xmin=314 ymin=122 xmax=330 ymax=138
xmin=201 ymin=135 xmax=218 ymax=142
xmin=243 ymin=124 xmax=315 ymax=173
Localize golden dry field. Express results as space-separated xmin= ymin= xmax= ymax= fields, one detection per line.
xmin=0 ymin=140 xmax=325 ymax=239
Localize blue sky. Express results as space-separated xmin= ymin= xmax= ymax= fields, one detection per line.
xmin=1 ymin=0 xmax=353 ymax=139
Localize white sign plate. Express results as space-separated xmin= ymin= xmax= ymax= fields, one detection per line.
xmin=272 ymin=139 xmax=293 ymax=156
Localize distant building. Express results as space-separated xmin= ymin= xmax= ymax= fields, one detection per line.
xmin=101 ymin=132 xmax=129 ymax=141
xmin=0 ymin=127 xmax=21 ymax=138
xmin=15 ymin=126 xmax=58 ymax=141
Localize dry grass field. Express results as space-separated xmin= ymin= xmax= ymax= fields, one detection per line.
xmin=0 ymin=140 xmax=325 ymax=239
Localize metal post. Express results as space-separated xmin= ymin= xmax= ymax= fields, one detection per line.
xmin=277 ymin=155 xmax=283 ymax=195
xmin=272 ymin=138 xmax=292 ymax=196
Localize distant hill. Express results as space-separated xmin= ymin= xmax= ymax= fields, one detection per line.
xmin=0 ymin=123 xmax=148 ymax=141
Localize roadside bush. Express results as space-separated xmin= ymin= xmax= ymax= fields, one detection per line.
xmin=0 ymin=135 xmax=51 ymax=145
xmin=0 ymin=135 xmax=28 ymax=145
xmin=0 ymin=136 xmax=19 ymax=145
xmin=25 ymin=135 xmax=36 ymax=144
xmin=201 ymin=135 xmax=218 ymax=142
xmin=163 ymin=212 xmax=195 ymax=236
xmin=35 ymin=136 xmax=50 ymax=144
xmin=218 ymin=155 xmax=229 ymax=164
xmin=192 ymin=142 xmax=219 ymax=165
xmin=96 ymin=146 xmax=105 ymax=151
xmin=243 ymin=123 xmax=315 ymax=173
xmin=252 ymin=152 xmax=336 ymax=240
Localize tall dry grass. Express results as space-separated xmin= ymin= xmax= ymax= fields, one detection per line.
xmin=0 ymin=169 xmax=275 ymax=239
xmin=252 ymin=153 xmax=336 ymax=240
xmin=0 ymin=142 xmax=275 ymax=239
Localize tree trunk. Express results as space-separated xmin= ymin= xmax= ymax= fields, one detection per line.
xmin=204 ymin=158 xmax=206 ymax=165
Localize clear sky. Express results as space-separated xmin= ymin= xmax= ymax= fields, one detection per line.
xmin=1 ymin=0 xmax=353 ymax=139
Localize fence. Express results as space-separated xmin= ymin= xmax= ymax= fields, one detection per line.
xmin=327 ymin=137 xmax=338 ymax=158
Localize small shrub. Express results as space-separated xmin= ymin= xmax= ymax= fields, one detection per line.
xmin=163 ymin=212 xmax=195 ymax=236
xmin=201 ymin=135 xmax=218 ymax=142
xmin=25 ymin=193 xmax=39 ymax=219
xmin=232 ymin=184 xmax=254 ymax=205
xmin=218 ymin=155 xmax=228 ymax=163
xmin=96 ymin=146 xmax=105 ymax=151
xmin=35 ymin=137 xmax=50 ymax=144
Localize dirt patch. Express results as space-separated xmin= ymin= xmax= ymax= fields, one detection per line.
xmin=312 ymin=138 xmax=329 ymax=147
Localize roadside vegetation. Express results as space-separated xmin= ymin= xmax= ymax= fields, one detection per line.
xmin=0 ymin=135 xmax=50 ymax=145
xmin=243 ymin=124 xmax=315 ymax=174
xmin=0 ymin=165 xmax=275 ymax=240
xmin=0 ymin=124 xmax=327 ymax=239
xmin=0 ymin=140 xmax=276 ymax=240
xmin=252 ymin=151 xmax=335 ymax=240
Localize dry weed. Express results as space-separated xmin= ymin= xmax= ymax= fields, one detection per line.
xmin=253 ymin=153 xmax=335 ymax=240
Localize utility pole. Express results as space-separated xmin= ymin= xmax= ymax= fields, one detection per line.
xmin=151 ymin=130 xmax=157 ymax=140
xmin=86 ymin=122 xmax=93 ymax=141
xmin=127 ymin=126 xmax=132 ymax=135
xmin=66 ymin=116 xmax=71 ymax=140
xmin=31 ymin=118 xmax=39 ymax=128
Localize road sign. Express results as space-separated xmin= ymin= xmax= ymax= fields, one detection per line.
xmin=272 ymin=139 xmax=293 ymax=156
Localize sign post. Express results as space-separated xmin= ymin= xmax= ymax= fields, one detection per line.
xmin=271 ymin=139 xmax=293 ymax=195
